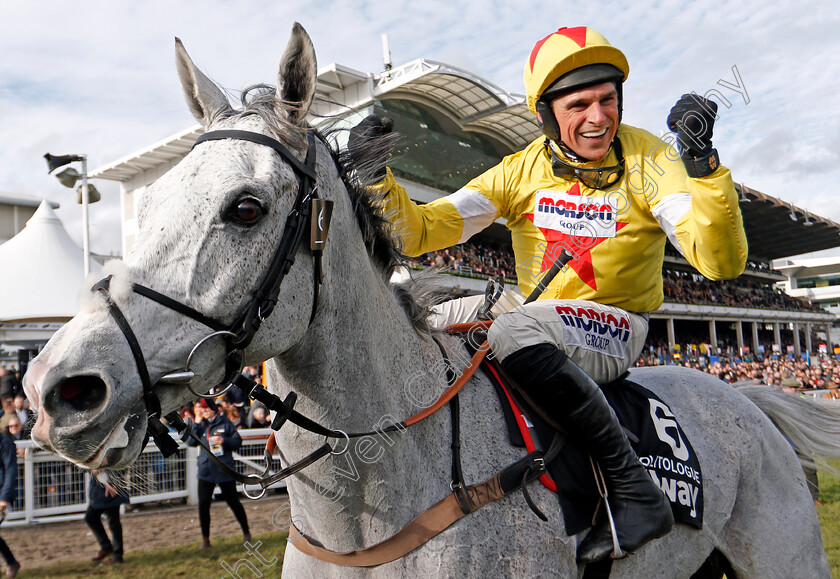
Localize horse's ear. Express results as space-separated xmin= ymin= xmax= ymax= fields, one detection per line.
xmin=175 ymin=37 xmax=232 ymax=127
xmin=277 ymin=23 xmax=317 ymax=126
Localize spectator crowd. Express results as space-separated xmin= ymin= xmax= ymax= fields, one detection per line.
xmin=177 ymin=366 xmax=272 ymax=430
xmin=406 ymin=240 xmax=517 ymax=281
xmin=0 ymin=367 xmax=31 ymax=443
xmin=405 ymin=241 xmax=818 ymax=314
xmin=663 ymin=269 xmax=820 ymax=312
xmin=635 ymin=349 xmax=840 ymax=392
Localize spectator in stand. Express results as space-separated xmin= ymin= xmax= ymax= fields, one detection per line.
xmin=661 ymin=268 xmax=820 ymax=312
xmin=408 ymin=239 xmax=519 ymax=281
xmin=11 ymin=397 xmax=30 ymax=440
xmin=634 ymin=348 xmax=840 ymax=396
xmin=5 ymin=418 xmax=23 ymax=444
xmin=0 ymin=398 xmax=14 ymax=434
xmin=5 ymin=417 xmax=24 ymax=459
xmin=226 ymin=381 xmax=250 ymax=412
xmin=248 ymin=404 xmax=271 ymax=429
xmin=0 ymin=369 xmax=14 ymax=401
xmin=227 ymin=406 xmax=244 ymax=430
xmin=215 ymin=395 xmax=231 ymax=417
xmin=180 ymin=405 xmax=195 ymax=423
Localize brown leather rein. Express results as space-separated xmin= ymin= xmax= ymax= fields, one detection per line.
xmin=286 ymin=320 xmax=560 ymax=567
xmin=264 ymin=322 xmax=491 ymax=456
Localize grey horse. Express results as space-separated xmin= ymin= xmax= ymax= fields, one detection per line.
xmin=22 ymin=23 xmax=839 ymax=578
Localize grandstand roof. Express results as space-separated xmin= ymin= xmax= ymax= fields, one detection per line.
xmin=88 ymin=56 xmax=840 ymax=265
xmin=92 ymin=58 xmax=541 ymax=183
xmin=374 ymin=59 xmax=541 ymax=150
xmin=736 ymin=184 xmax=840 ymax=260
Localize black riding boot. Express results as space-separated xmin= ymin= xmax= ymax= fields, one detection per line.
xmin=501 ymin=343 xmax=674 ymax=563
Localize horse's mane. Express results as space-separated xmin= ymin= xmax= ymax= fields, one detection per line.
xmin=226 ymin=86 xmax=448 ymax=333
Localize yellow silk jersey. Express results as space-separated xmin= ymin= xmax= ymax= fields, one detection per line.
xmin=376 ymin=124 xmax=748 ymax=313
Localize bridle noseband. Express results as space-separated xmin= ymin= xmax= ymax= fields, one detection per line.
xmin=85 ymin=128 xmax=558 ymax=563
xmin=93 ymin=128 xmax=329 ymax=456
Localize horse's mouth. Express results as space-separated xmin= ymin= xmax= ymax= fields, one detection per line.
xmin=73 ymin=413 xmax=133 ymax=469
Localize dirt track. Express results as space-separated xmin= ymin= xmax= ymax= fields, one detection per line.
xmin=0 ymin=494 xmax=289 ymax=571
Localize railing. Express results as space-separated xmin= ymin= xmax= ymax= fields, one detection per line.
xmin=3 ymin=428 xmax=282 ymax=527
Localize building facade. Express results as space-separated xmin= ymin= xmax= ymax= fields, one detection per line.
xmin=775 ymin=256 xmax=840 ymax=348
xmin=0 ymin=192 xmax=59 ymax=244
xmin=90 ymin=56 xmax=836 ymax=359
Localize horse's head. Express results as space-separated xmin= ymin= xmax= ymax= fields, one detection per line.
xmin=22 ymin=23 xmax=355 ymax=469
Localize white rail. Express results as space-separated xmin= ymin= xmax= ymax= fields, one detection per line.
xmin=3 ymin=428 xmax=282 ymax=527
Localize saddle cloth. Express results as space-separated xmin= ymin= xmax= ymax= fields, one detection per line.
xmin=481 ymin=357 xmax=704 ymax=536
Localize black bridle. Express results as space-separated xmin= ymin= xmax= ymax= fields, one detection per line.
xmin=93 ymin=128 xmax=329 ymax=458
xmin=93 ymin=127 xmax=425 ymax=496
xmin=90 ymin=127 xmax=553 ymax=514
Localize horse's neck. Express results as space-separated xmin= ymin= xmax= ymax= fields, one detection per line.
xmin=272 ymin=247 xmax=451 ymax=549
xmin=278 ymin=258 xmax=435 ymax=422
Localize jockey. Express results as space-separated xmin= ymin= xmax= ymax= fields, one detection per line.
xmin=351 ymin=26 xmax=747 ymax=562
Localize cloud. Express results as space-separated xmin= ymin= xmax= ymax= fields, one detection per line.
xmin=1 ymin=0 xmax=839 ymax=258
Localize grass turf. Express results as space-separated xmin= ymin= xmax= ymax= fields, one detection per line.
xmin=818 ymin=466 xmax=840 ymax=578
xmin=20 ymin=531 xmax=288 ymax=578
xmin=18 ymin=471 xmax=840 ymax=578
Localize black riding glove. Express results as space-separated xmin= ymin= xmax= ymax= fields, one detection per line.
xmin=348 ymin=114 xmax=394 ymax=182
xmin=667 ymin=94 xmax=720 ymax=178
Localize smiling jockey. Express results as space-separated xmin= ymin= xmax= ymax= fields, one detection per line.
xmin=353 ymin=26 xmax=747 ymax=562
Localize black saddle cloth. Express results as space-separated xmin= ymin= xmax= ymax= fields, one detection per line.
xmin=483 ymin=359 xmax=704 ymax=536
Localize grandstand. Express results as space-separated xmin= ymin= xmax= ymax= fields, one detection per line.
xmin=90 ymin=55 xmax=839 ymax=363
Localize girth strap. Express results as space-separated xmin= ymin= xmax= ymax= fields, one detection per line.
xmin=288 ymin=442 xmax=559 ymax=568
xmin=288 ymin=478 xmax=502 ymax=567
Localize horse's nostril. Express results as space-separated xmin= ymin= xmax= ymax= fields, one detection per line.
xmin=60 ymin=380 xmax=85 ymax=400
xmin=47 ymin=376 xmax=108 ymax=414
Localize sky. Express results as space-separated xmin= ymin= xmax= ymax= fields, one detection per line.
xmin=1 ymin=0 xmax=839 ymax=258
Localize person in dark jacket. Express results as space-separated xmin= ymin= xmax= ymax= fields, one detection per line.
xmin=247 ymin=404 xmax=270 ymax=429
xmin=0 ymin=368 xmax=15 ymax=400
xmin=84 ymin=470 xmax=129 ymax=564
xmin=0 ymin=433 xmax=19 ymax=577
xmin=185 ymin=399 xmax=251 ymax=549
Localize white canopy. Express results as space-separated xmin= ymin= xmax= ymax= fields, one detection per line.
xmin=0 ymin=200 xmax=102 ymax=322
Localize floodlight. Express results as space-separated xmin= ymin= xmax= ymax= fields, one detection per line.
xmin=44 ymin=153 xmax=83 ymax=173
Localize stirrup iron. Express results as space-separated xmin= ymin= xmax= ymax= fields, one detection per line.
xmin=589 ymin=455 xmax=624 ymax=559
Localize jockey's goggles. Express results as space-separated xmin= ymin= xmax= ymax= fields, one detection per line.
xmin=546 ymin=138 xmax=625 ymax=190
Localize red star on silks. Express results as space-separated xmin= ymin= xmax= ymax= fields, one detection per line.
xmin=525 ymin=183 xmax=628 ymax=290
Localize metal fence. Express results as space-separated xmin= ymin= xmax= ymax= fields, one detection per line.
xmin=4 ymin=428 xmax=282 ymax=527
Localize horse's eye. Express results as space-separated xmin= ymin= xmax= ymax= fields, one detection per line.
xmin=229 ymin=198 xmax=264 ymax=225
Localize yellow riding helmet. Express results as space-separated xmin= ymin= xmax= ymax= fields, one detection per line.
xmin=524 ymin=27 xmax=629 ymax=115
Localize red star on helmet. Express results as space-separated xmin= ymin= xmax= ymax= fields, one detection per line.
xmin=525 ymin=183 xmax=628 ymax=290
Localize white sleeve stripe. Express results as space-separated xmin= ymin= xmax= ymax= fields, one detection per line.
xmin=650 ymin=192 xmax=692 ymax=256
xmin=448 ymin=188 xmax=500 ymax=244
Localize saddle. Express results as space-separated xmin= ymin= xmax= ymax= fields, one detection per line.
xmin=464 ymin=338 xmax=704 ymax=535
